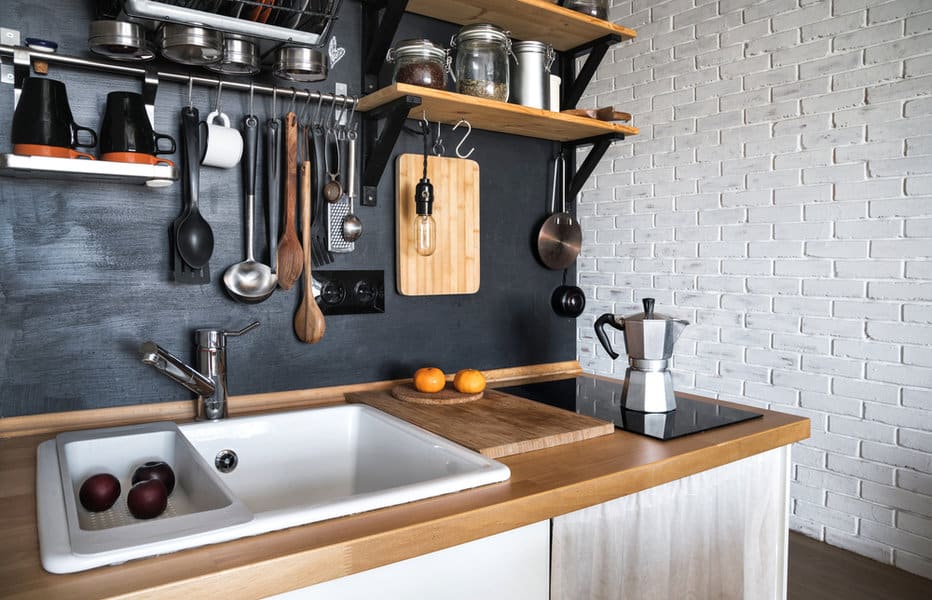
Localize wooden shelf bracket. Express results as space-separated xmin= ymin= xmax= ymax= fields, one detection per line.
xmin=562 ymin=132 xmax=625 ymax=203
xmin=361 ymin=94 xmax=422 ymax=207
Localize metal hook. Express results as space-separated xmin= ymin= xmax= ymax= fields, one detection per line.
xmin=325 ymin=96 xmax=336 ymax=128
xmin=453 ymin=119 xmax=474 ymax=159
xmin=348 ymin=95 xmax=359 ymax=131
xmin=299 ymin=91 xmax=312 ymax=124
xmin=271 ymin=86 xmax=278 ymax=120
xmin=248 ymin=81 xmax=255 ymax=116
xmin=186 ymin=77 xmax=193 ymax=108
xmin=346 ymin=96 xmax=357 ymax=126
xmin=432 ymin=121 xmax=445 ymax=156
xmin=288 ymin=87 xmax=297 ymax=114
xmin=215 ymin=80 xmax=223 ymax=113
xmin=313 ymin=94 xmax=324 ymax=126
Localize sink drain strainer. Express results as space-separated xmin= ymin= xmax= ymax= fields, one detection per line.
xmin=215 ymin=449 xmax=238 ymax=473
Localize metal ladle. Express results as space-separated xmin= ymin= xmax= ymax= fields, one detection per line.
xmin=322 ymin=96 xmax=344 ymax=203
xmin=341 ymin=105 xmax=362 ymax=242
xmin=223 ymin=99 xmax=277 ymax=303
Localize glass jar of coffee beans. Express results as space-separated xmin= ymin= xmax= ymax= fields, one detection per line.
xmin=452 ymin=24 xmax=512 ymax=102
xmin=388 ymin=39 xmax=450 ymax=90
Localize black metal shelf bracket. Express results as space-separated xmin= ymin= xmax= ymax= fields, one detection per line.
xmin=362 ymin=0 xmax=410 ymax=94
xmin=561 ymin=132 xmax=625 ymax=202
xmin=361 ymin=94 xmax=422 ymax=207
xmin=559 ymin=34 xmax=621 ymax=111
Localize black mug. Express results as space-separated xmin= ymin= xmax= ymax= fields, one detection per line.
xmin=100 ymin=91 xmax=176 ymax=165
xmin=11 ymin=77 xmax=97 ymax=159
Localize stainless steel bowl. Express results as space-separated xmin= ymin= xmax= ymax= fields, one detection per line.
xmin=88 ymin=20 xmax=155 ymax=62
xmin=205 ymin=35 xmax=260 ymax=75
xmin=158 ymin=24 xmax=222 ymax=66
xmin=273 ymin=46 xmax=327 ymax=82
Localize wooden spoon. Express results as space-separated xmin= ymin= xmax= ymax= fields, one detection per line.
xmin=276 ymin=112 xmax=303 ymax=290
xmin=294 ymin=160 xmax=326 ymax=344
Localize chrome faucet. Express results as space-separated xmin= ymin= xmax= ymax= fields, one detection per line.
xmin=140 ymin=322 xmax=259 ymax=421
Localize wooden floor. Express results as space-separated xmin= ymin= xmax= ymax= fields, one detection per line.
xmin=788 ymin=532 xmax=932 ymax=600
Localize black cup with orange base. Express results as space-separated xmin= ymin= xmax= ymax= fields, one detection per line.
xmin=12 ymin=77 xmax=98 ymax=159
xmin=99 ymin=91 xmax=175 ymax=166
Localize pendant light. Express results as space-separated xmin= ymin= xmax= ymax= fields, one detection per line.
xmin=413 ymin=121 xmax=436 ymax=256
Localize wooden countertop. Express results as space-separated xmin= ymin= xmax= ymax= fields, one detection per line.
xmin=0 ymin=380 xmax=808 ymax=600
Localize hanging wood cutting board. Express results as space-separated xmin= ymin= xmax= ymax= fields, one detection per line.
xmin=347 ymin=388 xmax=614 ymax=459
xmin=396 ymin=154 xmax=480 ymax=295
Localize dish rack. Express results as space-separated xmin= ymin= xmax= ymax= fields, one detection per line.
xmin=121 ymin=0 xmax=342 ymax=47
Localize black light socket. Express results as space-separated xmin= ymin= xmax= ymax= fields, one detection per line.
xmin=415 ymin=177 xmax=434 ymax=215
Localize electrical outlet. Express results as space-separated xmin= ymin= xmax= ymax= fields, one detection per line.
xmin=314 ymin=270 xmax=384 ymax=315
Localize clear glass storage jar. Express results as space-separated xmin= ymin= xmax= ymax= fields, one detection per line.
xmin=387 ymin=39 xmax=450 ymax=90
xmin=452 ymin=24 xmax=512 ymax=102
xmin=565 ymin=0 xmax=608 ymax=20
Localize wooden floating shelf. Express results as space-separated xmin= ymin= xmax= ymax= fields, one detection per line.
xmin=0 ymin=154 xmax=178 ymax=186
xmin=357 ymin=83 xmax=639 ymax=143
xmin=405 ymin=0 xmax=636 ymax=51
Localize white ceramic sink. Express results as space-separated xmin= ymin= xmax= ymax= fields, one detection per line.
xmin=37 ymin=404 xmax=510 ymax=573
xmin=179 ymin=404 xmax=510 ymax=532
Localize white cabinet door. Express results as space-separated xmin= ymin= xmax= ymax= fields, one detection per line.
xmin=267 ymin=520 xmax=550 ymax=600
xmin=551 ymin=446 xmax=791 ymax=600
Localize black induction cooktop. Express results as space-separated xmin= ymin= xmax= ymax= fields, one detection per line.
xmin=498 ymin=376 xmax=762 ymax=440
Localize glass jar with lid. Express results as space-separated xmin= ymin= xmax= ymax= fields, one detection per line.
xmin=565 ymin=0 xmax=608 ymax=20
xmin=451 ymin=24 xmax=512 ymax=102
xmin=387 ymin=39 xmax=450 ymax=90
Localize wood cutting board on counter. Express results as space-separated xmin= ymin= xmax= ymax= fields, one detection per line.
xmin=347 ymin=388 xmax=614 ymax=459
xmin=396 ymin=154 xmax=480 ymax=296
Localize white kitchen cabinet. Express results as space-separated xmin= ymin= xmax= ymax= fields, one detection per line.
xmin=551 ymin=446 xmax=791 ymax=600
xmin=266 ymin=520 xmax=550 ymax=600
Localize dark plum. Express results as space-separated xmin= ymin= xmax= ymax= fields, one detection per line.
xmin=79 ymin=473 xmax=121 ymax=512
xmin=127 ymin=479 xmax=168 ymax=519
xmin=131 ymin=460 xmax=176 ymax=496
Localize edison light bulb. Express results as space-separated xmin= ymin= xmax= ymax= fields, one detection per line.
xmin=414 ymin=213 xmax=436 ymax=256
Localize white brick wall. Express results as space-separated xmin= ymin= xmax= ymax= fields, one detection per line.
xmin=579 ymin=0 xmax=932 ymax=579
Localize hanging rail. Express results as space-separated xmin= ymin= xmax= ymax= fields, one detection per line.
xmin=0 ymin=44 xmax=358 ymax=107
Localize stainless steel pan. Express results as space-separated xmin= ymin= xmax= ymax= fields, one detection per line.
xmin=537 ymin=153 xmax=581 ymax=270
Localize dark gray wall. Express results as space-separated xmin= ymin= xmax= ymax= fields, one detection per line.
xmin=0 ymin=1 xmax=575 ymax=417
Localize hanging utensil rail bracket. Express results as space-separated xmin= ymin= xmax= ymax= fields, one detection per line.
xmin=0 ymin=43 xmax=357 ymax=121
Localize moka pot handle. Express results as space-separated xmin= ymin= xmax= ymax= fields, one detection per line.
xmin=594 ymin=313 xmax=624 ymax=360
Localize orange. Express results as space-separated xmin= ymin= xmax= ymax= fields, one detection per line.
xmin=453 ymin=369 xmax=486 ymax=394
xmin=413 ymin=367 xmax=446 ymax=393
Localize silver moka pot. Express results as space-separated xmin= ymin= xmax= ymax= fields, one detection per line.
xmin=594 ymin=298 xmax=689 ymax=413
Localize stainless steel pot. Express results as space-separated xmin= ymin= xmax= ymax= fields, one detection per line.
xmin=273 ymin=46 xmax=327 ymax=82
xmin=158 ymin=24 xmax=222 ymax=66
xmin=88 ymin=20 xmax=155 ymax=62
xmin=205 ymin=35 xmax=260 ymax=75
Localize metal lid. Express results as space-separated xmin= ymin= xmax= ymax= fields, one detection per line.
xmin=89 ymin=20 xmax=156 ymax=62
xmin=623 ymin=298 xmax=688 ymax=324
xmin=512 ymin=40 xmax=552 ymax=54
xmin=205 ymin=35 xmax=259 ymax=75
xmin=389 ymin=39 xmax=447 ymax=62
xmin=453 ymin=23 xmax=510 ymax=45
xmin=273 ymin=46 xmax=328 ymax=82
xmin=158 ymin=24 xmax=222 ymax=65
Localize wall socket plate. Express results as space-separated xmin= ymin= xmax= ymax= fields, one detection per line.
xmin=314 ymin=270 xmax=384 ymax=315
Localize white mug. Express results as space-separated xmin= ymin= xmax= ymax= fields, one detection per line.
xmin=200 ymin=110 xmax=243 ymax=168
